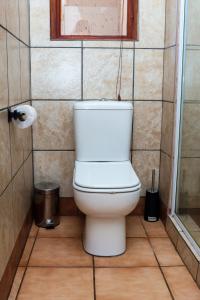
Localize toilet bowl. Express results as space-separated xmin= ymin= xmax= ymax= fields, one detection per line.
xmin=73 ymin=101 xmax=141 ymax=256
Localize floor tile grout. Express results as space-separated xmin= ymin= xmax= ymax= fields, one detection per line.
xmin=92 ymin=257 xmax=96 ymax=300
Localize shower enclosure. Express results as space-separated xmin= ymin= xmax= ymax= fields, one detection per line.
xmin=173 ymin=0 xmax=200 ymax=252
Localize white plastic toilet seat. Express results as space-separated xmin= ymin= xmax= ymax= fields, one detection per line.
xmin=73 ymin=160 xmax=141 ymax=193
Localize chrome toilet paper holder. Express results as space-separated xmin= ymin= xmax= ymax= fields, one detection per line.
xmin=8 ymin=108 xmax=26 ymax=123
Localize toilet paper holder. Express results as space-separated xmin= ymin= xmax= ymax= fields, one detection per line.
xmin=8 ymin=108 xmax=26 ymax=123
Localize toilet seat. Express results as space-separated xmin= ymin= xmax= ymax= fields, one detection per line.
xmin=73 ymin=161 xmax=141 ymax=193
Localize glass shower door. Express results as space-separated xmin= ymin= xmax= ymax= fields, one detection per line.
xmin=176 ymin=0 xmax=200 ymax=248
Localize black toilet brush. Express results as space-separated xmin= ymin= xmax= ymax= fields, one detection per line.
xmin=144 ymin=169 xmax=160 ymax=222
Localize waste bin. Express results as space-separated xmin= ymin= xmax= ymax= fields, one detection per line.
xmin=34 ymin=182 xmax=60 ymax=228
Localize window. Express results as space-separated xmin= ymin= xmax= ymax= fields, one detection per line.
xmin=50 ymin=0 xmax=138 ymax=40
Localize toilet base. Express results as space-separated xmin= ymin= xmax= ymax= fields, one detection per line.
xmin=83 ymin=216 xmax=126 ymax=256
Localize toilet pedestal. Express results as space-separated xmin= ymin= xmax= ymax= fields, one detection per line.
xmin=83 ymin=216 xmax=126 ymax=256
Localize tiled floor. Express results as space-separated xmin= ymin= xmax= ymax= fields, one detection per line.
xmin=9 ymin=216 xmax=200 ymax=300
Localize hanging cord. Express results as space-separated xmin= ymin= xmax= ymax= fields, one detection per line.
xmin=116 ymin=0 xmax=125 ymax=101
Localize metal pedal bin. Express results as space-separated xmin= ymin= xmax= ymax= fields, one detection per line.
xmin=34 ymin=182 xmax=60 ymax=228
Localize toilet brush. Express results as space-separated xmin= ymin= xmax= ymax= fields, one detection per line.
xmin=144 ymin=169 xmax=160 ymax=222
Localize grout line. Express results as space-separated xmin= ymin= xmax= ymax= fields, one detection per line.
xmin=81 ymin=41 xmax=84 ymax=100
xmin=13 ymin=264 xmax=179 ymax=269
xmin=92 ymin=256 xmax=96 ymax=300
xmin=30 ymin=98 xmax=164 ymax=102
xmin=33 ymin=149 xmax=75 ymax=152
xmin=0 ymin=99 xmax=32 ymax=113
xmin=0 ymin=151 xmax=32 ymax=198
xmin=0 ymin=24 xmax=30 ymax=48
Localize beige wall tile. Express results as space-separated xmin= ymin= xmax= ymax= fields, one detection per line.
xmin=133 ymin=101 xmax=162 ymax=150
xmin=177 ymin=232 xmax=199 ymax=280
xmin=10 ymin=101 xmax=32 ymax=175
xmin=12 ymin=166 xmax=31 ymax=242
xmin=34 ymin=151 xmax=75 ymax=197
xmin=33 ymin=101 xmax=75 ymax=150
xmin=31 ymin=48 xmax=81 ymax=99
xmin=0 ymin=0 xmax=6 ymax=27
xmin=0 ymin=28 xmax=8 ymax=109
xmin=132 ymin=151 xmax=160 ymax=196
xmin=135 ymin=0 xmax=165 ymax=48
xmin=187 ymin=0 xmax=200 ymax=46
xmin=185 ymin=50 xmax=200 ymax=101
xmin=182 ymin=103 xmax=200 ymax=157
xmin=0 ymin=110 xmax=12 ymax=195
xmin=7 ymin=33 xmax=21 ymax=106
xmin=134 ymin=49 xmax=163 ymax=100
xmin=163 ymin=47 xmax=176 ymax=102
xmin=6 ymin=0 xmax=20 ymax=37
xmin=0 ymin=185 xmax=15 ymax=281
xmin=166 ymin=217 xmax=180 ymax=247
xmin=159 ymin=152 xmax=172 ymax=208
xmin=10 ymin=121 xmax=24 ymax=176
xmin=83 ymin=48 xmax=133 ymax=100
xmin=161 ymin=102 xmax=174 ymax=156
xmin=19 ymin=0 xmax=30 ymax=45
xmin=165 ymin=0 xmax=178 ymax=47
xmin=23 ymin=154 xmax=33 ymax=205
xmin=23 ymin=125 xmax=32 ymax=161
xmin=20 ymin=43 xmax=30 ymax=101
xmin=30 ymin=0 xmax=81 ymax=47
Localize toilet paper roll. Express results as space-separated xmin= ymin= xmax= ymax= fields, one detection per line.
xmin=12 ymin=105 xmax=37 ymax=129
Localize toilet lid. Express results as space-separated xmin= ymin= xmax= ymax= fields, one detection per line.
xmin=74 ymin=161 xmax=140 ymax=190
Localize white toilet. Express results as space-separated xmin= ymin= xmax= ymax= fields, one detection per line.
xmin=73 ymin=101 xmax=141 ymax=256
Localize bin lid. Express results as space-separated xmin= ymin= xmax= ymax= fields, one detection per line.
xmin=35 ymin=182 xmax=60 ymax=193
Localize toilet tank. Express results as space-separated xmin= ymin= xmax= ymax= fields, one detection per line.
xmin=74 ymin=101 xmax=133 ymax=161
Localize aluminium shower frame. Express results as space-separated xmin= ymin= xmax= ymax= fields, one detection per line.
xmin=170 ymin=0 xmax=200 ymax=257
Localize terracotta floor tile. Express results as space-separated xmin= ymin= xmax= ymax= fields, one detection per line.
xmin=29 ymin=238 xmax=93 ymax=267
xmin=162 ymin=266 xmax=200 ymax=300
xmin=8 ymin=267 xmax=26 ymax=300
xmin=17 ymin=267 xmax=94 ymax=300
xmin=126 ymin=216 xmax=146 ymax=237
xmin=19 ymin=238 xmax=35 ymax=267
xmin=94 ymin=238 xmax=158 ymax=267
xmin=95 ymin=267 xmax=172 ymax=300
xmin=38 ymin=216 xmax=84 ymax=238
xmin=150 ymin=237 xmax=183 ymax=266
xmin=141 ymin=218 xmax=168 ymax=237
xmin=29 ymin=223 xmax=38 ymax=238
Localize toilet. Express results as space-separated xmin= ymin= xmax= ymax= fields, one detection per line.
xmin=73 ymin=101 xmax=141 ymax=256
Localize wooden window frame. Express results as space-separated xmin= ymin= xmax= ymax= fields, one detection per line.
xmin=50 ymin=0 xmax=138 ymax=41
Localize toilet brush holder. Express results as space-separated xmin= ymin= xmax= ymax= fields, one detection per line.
xmin=144 ymin=169 xmax=160 ymax=222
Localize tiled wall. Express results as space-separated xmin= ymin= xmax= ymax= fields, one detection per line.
xmin=31 ymin=0 xmax=165 ymax=202
xmin=0 ymin=0 xmax=33 ymax=281
xmin=159 ymin=0 xmax=178 ymax=215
